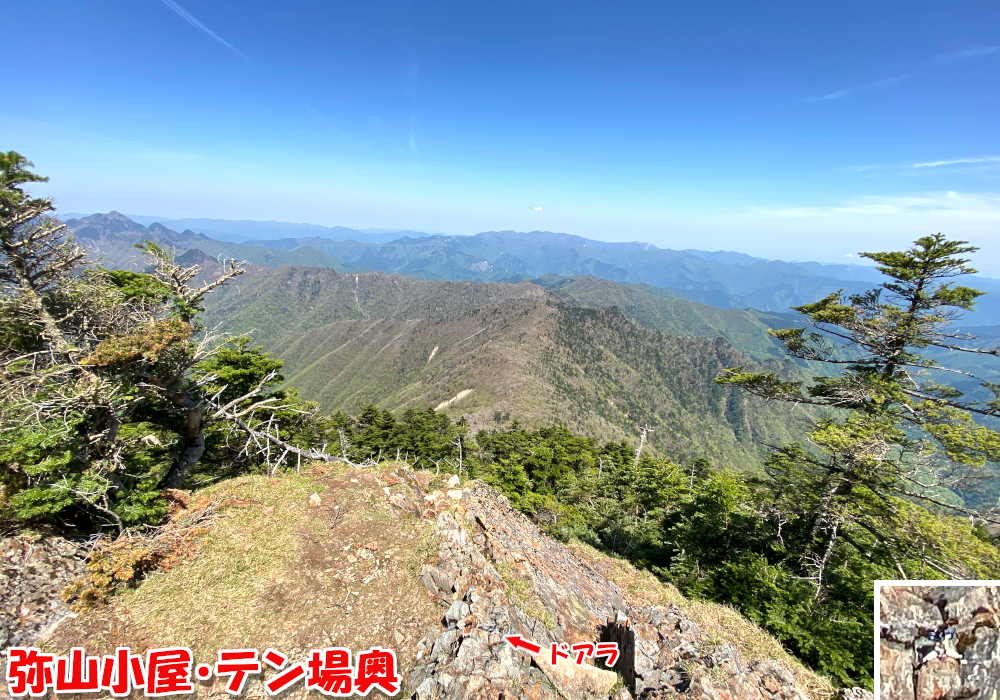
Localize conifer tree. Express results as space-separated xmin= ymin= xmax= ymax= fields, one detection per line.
xmin=1 ymin=152 xmax=338 ymax=530
xmin=718 ymin=234 xmax=1000 ymax=582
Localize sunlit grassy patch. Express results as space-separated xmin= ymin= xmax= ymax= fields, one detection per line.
xmin=114 ymin=473 xmax=322 ymax=653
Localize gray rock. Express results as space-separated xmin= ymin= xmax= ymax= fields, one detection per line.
xmin=444 ymin=599 xmax=470 ymax=623
xmin=838 ymin=688 xmax=874 ymax=700
xmin=408 ymin=483 xmax=816 ymax=700
xmin=880 ymin=585 xmax=999 ymax=700
xmin=0 ymin=535 xmax=86 ymax=649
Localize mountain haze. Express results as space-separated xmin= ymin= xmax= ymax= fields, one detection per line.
xmin=64 ymin=211 xmax=1000 ymax=324
xmin=64 ymin=212 xmax=369 ymax=273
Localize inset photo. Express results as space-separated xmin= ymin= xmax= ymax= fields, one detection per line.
xmin=878 ymin=582 xmax=999 ymax=700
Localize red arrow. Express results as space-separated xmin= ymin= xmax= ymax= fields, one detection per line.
xmin=504 ymin=635 xmax=542 ymax=655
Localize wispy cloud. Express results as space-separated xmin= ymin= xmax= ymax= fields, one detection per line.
xmin=934 ymin=46 xmax=1000 ymax=62
xmin=913 ymin=156 xmax=1000 ymax=168
xmin=160 ymin=0 xmax=249 ymax=63
xmin=808 ymin=73 xmax=910 ymax=102
xmin=408 ymin=115 xmax=419 ymax=159
xmin=852 ymin=163 xmax=892 ymax=172
xmin=302 ymin=103 xmax=349 ymax=139
xmin=749 ymin=191 xmax=1000 ymax=220
xmin=809 ymin=44 xmax=998 ymax=103
xmin=529 ymin=206 xmax=544 ymax=211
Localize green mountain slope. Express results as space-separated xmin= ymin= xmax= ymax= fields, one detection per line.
xmin=202 ymin=265 xmax=807 ymax=363
xmin=263 ymin=297 xmax=807 ymax=469
xmin=200 ymin=265 xmax=814 ymax=470
xmin=534 ymin=274 xmax=802 ymax=361
xmin=202 ymin=266 xmax=546 ymax=340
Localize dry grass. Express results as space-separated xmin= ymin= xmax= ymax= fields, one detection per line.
xmin=114 ymin=473 xmax=322 ymax=652
xmin=43 ymin=468 xmax=447 ymax=698
xmin=566 ymin=540 xmax=836 ymax=700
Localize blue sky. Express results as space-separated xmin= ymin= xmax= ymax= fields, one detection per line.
xmin=4 ymin=1 xmax=1000 ymax=271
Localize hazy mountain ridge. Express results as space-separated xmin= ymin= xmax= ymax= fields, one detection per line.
xmin=63 ymin=212 xmax=370 ymax=273
xmin=121 ymin=214 xmax=434 ymax=244
xmin=65 ymin=211 xmax=1000 ymax=323
xmin=244 ymin=230 xmax=879 ymax=314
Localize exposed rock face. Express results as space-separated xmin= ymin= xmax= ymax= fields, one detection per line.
xmin=1 ymin=479 xmax=866 ymax=700
xmin=409 ymin=482 xmax=828 ymax=700
xmin=0 ymin=535 xmax=86 ymax=649
xmin=603 ymin=606 xmax=814 ymax=700
xmin=880 ymin=585 xmax=999 ymax=700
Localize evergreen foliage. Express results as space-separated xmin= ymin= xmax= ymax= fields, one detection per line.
xmin=717 ymin=235 xmax=1000 ymax=580
xmin=290 ymin=402 xmax=1000 ymax=687
xmin=4 ymin=156 xmax=997 ymax=691
xmin=0 ymin=154 xmax=328 ymax=531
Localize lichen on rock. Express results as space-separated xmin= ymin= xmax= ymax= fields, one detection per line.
xmin=880 ymin=585 xmax=999 ymax=700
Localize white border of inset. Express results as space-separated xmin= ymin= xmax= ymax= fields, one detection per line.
xmin=875 ymin=580 xmax=1000 ymax=699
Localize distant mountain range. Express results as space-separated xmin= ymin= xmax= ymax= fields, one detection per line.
xmin=99 ymin=214 xmax=434 ymax=245
xmin=60 ymin=211 xmax=1000 ymax=479
xmin=64 ymin=211 xmax=369 ymax=273
xmin=64 ymin=211 xmax=1000 ymax=324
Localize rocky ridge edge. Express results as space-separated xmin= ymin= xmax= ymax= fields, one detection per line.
xmin=408 ymin=481 xmax=867 ymax=700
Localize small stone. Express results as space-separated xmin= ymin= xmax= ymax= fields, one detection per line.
xmin=309 ymin=493 xmax=322 ymax=507
xmin=445 ymin=474 xmax=461 ymax=488
xmin=444 ymin=600 xmax=470 ymax=622
xmin=262 ymin=506 xmax=274 ymax=516
xmin=364 ymin=541 xmax=379 ymax=551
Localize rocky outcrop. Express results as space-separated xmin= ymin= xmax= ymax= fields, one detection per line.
xmin=1 ymin=478 xmax=858 ymax=700
xmin=880 ymin=585 xmax=999 ymax=700
xmin=408 ymin=482 xmax=828 ymax=700
xmin=603 ymin=606 xmax=815 ymax=700
xmin=0 ymin=535 xmax=86 ymax=649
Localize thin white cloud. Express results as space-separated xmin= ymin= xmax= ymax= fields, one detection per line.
xmin=851 ymin=163 xmax=892 ymax=172
xmin=749 ymin=191 xmax=1000 ymax=221
xmin=530 ymin=206 xmax=543 ymax=211
xmin=302 ymin=103 xmax=349 ymax=139
xmin=809 ymin=73 xmax=910 ymax=102
xmin=160 ymin=0 xmax=249 ymax=63
xmin=934 ymin=46 xmax=1000 ymax=62
xmin=809 ymin=45 xmax=997 ymax=103
xmin=408 ymin=115 xmax=419 ymax=159
xmin=913 ymin=156 xmax=1000 ymax=168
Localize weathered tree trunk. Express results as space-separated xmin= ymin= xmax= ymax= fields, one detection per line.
xmin=160 ymin=405 xmax=206 ymax=489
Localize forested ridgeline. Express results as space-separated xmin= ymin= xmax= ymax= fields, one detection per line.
xmin=5 ymin=152 xmax=1000 ymax=692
